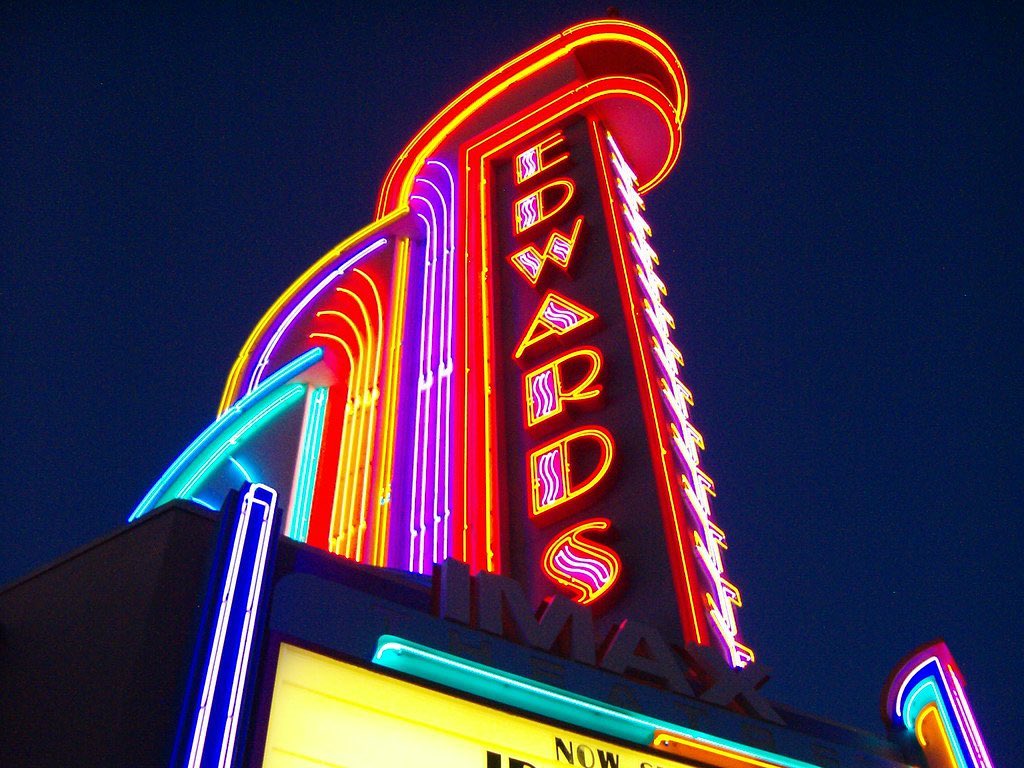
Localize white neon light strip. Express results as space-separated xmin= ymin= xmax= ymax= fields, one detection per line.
xmin=185 ymin=488 xmax=256 ymax=767
xmin=607 ymin=131 xmax=749 ymax=667
xmin=217 ymin=484 xmax=278 ymax=766
xmin=406 ymin=162 xmax=456 ymax=573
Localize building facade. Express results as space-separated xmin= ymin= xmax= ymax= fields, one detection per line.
xmin=0 ymin=19 xmax=993 ymax=768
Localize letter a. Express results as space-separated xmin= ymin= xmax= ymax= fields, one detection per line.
xmin=514 ymin=291 xmax=597 ymax=361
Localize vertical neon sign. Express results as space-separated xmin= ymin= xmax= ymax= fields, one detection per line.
xmin=134 ymin=20 xmax=748 ymax=666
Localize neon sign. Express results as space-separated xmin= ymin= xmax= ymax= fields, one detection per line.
xmin=528 ymin=426 xmax=616 ymax=520
xmin=514 ymin=132 xmax=570 ymax=185
xmin=132 ymin=19 xmax=750 ymax=668
xmin=523 ymin=348 xmax=603 ymax=429
xmin=514 ymin=291 xmax=599 ymax=360
xmin=883 ymin=641 xmax=994 ymax=768
xmin=508 ymin=216 xmax=585 ymax=286
xmin=541 ymin=519 xmax=621 ymax=605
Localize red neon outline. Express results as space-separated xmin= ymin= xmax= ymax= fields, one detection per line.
xmin=376 ymin=20 xmax=687 ymax=218
xmin=211 ymin=21 xmax=699 ymax=613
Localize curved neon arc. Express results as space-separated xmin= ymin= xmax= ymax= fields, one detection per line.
xmin=176 ymin=385 xmax=305 ymax=499
xmin=131 ymin=382 xmax=306 ymax=521
xmin=376 ymin=20 xmax=686 ymax=218
xmin=131 ymin=348 xmax=324 ymax=521
xmin=242 ymin=238 xmax=388 ymax=401
xmin=220 ymin=218 xmax=400 ymax=413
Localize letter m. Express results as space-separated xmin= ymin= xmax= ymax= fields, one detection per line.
xmin=477 ymin=572 xmax=595 ymax=664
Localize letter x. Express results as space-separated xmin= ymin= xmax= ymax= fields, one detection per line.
xmin=684 ymin=643 xmax=783 ymax=724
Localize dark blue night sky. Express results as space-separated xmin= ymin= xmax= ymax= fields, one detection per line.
xmin=2 ymin=3 xmax=1020 ymax=764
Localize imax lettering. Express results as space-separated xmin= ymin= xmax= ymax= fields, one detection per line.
xmin=437 ymin=561 xmax=781 ymax=721
xmin=474 ymin=564 xmax=596 ymax=665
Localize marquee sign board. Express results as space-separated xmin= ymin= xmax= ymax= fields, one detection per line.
xmin=255 ymin=566 xmax=907 ymax=768
xmin=264 ymin=643 xmax=690 ymax=768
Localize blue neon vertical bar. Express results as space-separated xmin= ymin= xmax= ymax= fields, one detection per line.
xmin=286 ymin=387 xmax=328 ymax=542
xmin=176 ymin=482 xmax=281 ymax=768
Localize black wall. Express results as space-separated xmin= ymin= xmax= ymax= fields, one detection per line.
xmin=0 ymin=506 xmax=215 ymax=767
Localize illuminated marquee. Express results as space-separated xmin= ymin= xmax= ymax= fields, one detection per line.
xmin=263 ymin=643 xmax=787 ymax=768
xmin=131 ymin=19 xmax=750 ymax=666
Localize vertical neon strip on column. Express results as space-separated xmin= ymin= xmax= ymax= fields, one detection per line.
xmin=179 ymin=482 xmax=280 ymax=768
xmin=349 ymin=272 xmax=384 ymax=561
xmin=330 ymin=308 xmax=367 ymax=559
xmin=285 ymin=387 xmax=328 ymax=542
xmin=406 ymin=161 xmax=457 ymax=574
